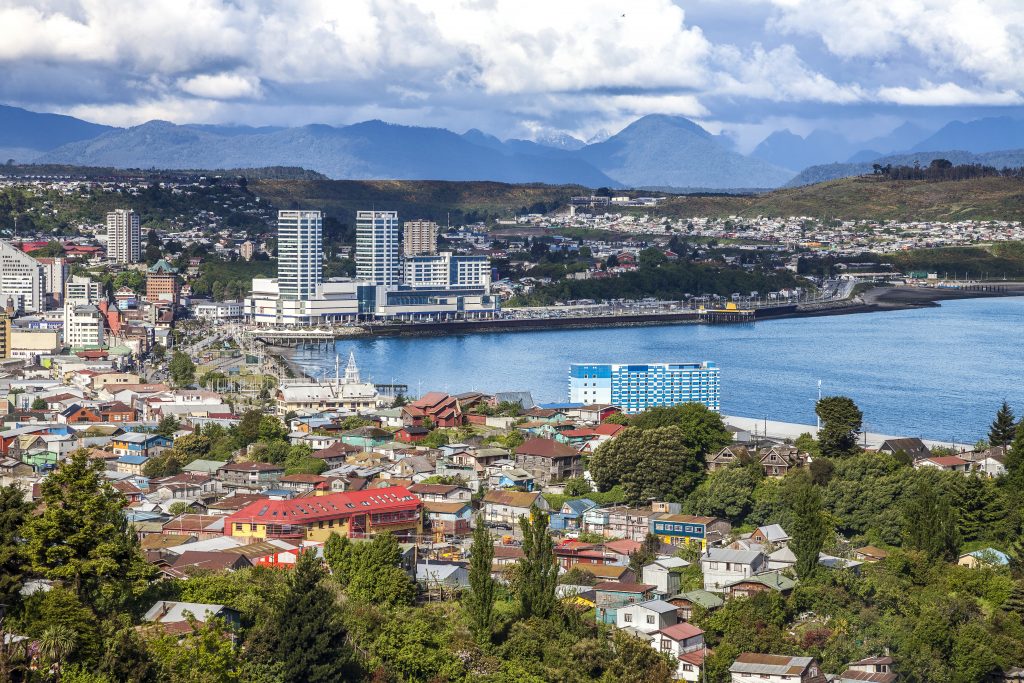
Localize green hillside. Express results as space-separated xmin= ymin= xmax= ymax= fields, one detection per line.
xmin=251 ymin=178 xmax=586 ymax=226
xmin=648 ymin=175 xmax=1024 ymax=221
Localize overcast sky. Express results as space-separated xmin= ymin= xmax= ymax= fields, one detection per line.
xmin=2 ymin=0 xmax=1022 ymax=150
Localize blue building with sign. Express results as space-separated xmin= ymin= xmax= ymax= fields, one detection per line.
xmin=568 ymin=362 xmax=720 ymax=414
xmin=650 ymin=514 xmax=731 ymax=550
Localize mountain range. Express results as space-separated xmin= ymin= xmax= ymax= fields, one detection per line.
xmin=2 ymin=103 xmax=1024 ymax=190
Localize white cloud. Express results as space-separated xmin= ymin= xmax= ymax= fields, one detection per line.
xmin=764 ymin=0 xmax=1024 ymax=90
xmin=877 ymin=82 xmax=1023 ymax=106
xmin=0 ymin=0 xmax=1020 ymax=137
xmin=178 ymin=72 xmax=262 ymax=100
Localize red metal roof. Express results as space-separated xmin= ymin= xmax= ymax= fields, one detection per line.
xmin=226 ymin=486 xmax=420 ymax=527
xmin=658 ymin=622 xmax=704 ymax=640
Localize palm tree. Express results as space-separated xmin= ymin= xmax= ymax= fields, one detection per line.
xmin=38 ymin=625 xmax=75 ymax=681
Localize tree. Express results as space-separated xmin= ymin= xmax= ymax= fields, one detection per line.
xmin=259 ymin=548 xmax=353 ymax=683
xmin=787 ymin=474 xmax=830 ymax=580
xmin=589 ymin=425 xmax=705 ymax=503
xmin=599 ymin=631 xmax=675 ymax=683
xmin=38 ymin=624 xmax=76 ymax=681
xmin=0 ymin=485 xmax=32 ymax=607
xmin=21 ymin=450 xmax=155 ymax=614
xmin=563 ymin=477 xmax=592 ymax=496
xmin=167 ymin=502 xmax=191 ymax=516
xmin=815 ymin=396 xmax=863 ymax=458
xmin=465 ymin=522 xmax=496 ymax=641
xmin=685 ymin=466 xmax=760 ymax=522
xmin=168 ymin=351 xmax=196 ymax=387
xmin=628 ymin=403 xmax=731 ymax=456
xmin=902 ymin=478 xmax=960 ymax=562
xmin=344 ymin=533 xmax=416 ymax=607
xmin=1007 ymin=421 xmax=1024 ymax=488
xmin=517 ymin=507 xmax=558 ymax=619
xmin=31 ymin=396 xmax=47 ymax=411
xmin=628 ymin=533 xmax=660 ymax=575
xmin=156 ymin=415 xmax=180 ymax=437
xmin=148 ymin=618 xmax=244 ymax=683
xmin=989 ymin=401 xmax=1016 ymax=448
xmin=603 ymin=411 xmax=629 ymax=425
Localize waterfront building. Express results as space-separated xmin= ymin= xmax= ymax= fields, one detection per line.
xmin=403 ymin=252 xmax=490 ymax=289
xmin=278 ymin=210 xmax=323 ymax=300
xmin=106 ymin=209 xmax=141 ymax=263
xmin=0 ymin=241 xmax=46 ymax=313
xmin=273 ymin=352 xmax=383 ymax=416
xmin=356 ymin=210 xmax=400 ymax=286
xmin=193 ymin=300 xmax=244 ymax=321
xmin=568 ymin=362 xmax=720 ymax=414
xmin=403 ymin=220 xmax=438 ymax=257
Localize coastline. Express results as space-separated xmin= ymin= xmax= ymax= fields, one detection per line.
xmin=267 ymin=284 xmax=1024 ymax=349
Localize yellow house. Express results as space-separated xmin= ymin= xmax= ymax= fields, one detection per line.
xmin=226 ymin=486 xmax=422 ymax=543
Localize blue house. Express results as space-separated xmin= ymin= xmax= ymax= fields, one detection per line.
xmin=650 ymin=514 xmax=731 ymax=550
xmin=549 ymin=498 xmax=598 ymax=531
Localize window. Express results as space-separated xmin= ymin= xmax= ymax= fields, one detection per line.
xmin=623 ymin=613 xmax=632 ymax=622
xmin=235 ymin=524 xmax=243 ymax=531
xmin=646 ymin=615 xmax=655 ymax=624
xmin=709 ymin=562 xmax=719 ymax=570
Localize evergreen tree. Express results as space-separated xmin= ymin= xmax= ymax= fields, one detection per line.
xmin=323 ymin=532 xmax=351 ymax=585
xmin=266 ymin=548 xmax=353 ymax=683
xmin=1007 ymin=422 xmax=1024 ymax=488
xmin=0 ymin=485 xmax=32 ymax=608
xmin=815 ymin=396 xmax=863 ymax=457
xmin=902 ymin=479 xmax=961 ymax=562
xmin=345 ymin=533 xmax=417 ymax=607
xmin=465 ymin=522 xmax=496 ymax=641
xmin=21 ymin=450 xmax=155 ymax=614
xmin=168 ymin=350 xmax=196 ymax=387
xmin=787 ymin=474 xmax=830 ymax=580
xmin=1004 ymin=581 xmax=1024 ymax=618
xmin=517 ymin=507 xmax=558 ymax=619
xmin=989 ymin=401 xmax=1017 ymax=448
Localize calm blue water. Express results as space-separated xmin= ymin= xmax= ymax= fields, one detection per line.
xmin=290 ymin=297 xmax=1024 ymax=441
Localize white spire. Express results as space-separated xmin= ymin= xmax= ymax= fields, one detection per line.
xmin=344 ymin=350 xmax=360 ymax=384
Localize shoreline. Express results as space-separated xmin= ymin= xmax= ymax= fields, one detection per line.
xmin=267 ymin=284 xmax=1024 ymax=348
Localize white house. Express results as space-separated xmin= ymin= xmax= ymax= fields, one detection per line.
xmin=653 ymin=622 xmax=706 ymax=682
xmin=616 ymin=599 xmax=678 ymax=634
xmin=701 ymin=548 xmax=766 ymax=593
xmin=642 ymin=557 xmax=691 ymax=594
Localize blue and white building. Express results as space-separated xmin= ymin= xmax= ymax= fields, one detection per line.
xmin=568 ymin=362 xmax=720 ymax=414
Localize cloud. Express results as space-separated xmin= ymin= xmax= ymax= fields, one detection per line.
xmin=764 ymin=0 xmax=1024 ymax=90
xmin=877 ymin=82 xmax=1023 ymax=107
xmin=178 ymin=72 xmax=263 ymax=100
xmin=0 ymin=0 xmax=1019 ymax=139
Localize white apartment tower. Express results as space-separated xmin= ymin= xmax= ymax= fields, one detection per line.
xmin=106 ymin=209 xmax=141 ymax=263
xmin=356 ymin=211 xmax=400 ymax=286
xmin=402 ymin=220 xmax=438 ymax=257
xmin=63 ymin=275 xmax=105 ymax=349
xmin=277 ymin=210 xmax=323 ymax=300
xmin=0 ymin=241 xmax=46 ymax=313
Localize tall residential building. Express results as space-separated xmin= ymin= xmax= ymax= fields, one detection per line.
xmin=0 ymin=313 xmax=10 ymax=359
xmin=240 ymin=240 xmax=256 ymax=261
xmin=36 ymin=256 xmax=67 ymax=307
xmin=404 ymin=252 xmax=490 ymax=289
xmin=106 ymin=209 xmax=141 ymax=263
xmin=0 ymin=241 xmax=46 ymax=313
xmin=356 ymin=211 xmax=400 ymax=286
xmin=568 ymin=362 xmax=720 ymax=414
xmin=64 ymin=275 xmax=105 ymax=349
xmin=402 ymin=220 xmax=438 ymax=257
xmin=277 ymin=210 xmax=322 ymax=300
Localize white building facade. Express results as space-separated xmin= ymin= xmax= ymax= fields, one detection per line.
xmin=0 ymin=241 xmax=46 ymax=313
xmin=106 ymin=209 xmax=141 ymax=264
xmin=356 ymin=211 xmax=400 ymax=286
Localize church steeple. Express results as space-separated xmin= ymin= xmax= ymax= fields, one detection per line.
xmin=343 ymin=350 xmax=361 ymax=384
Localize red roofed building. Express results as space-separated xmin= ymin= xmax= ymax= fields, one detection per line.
xmin=224 ymin=486 xmax=422 ymax=542
xmin=402 ymin=392 xmax=463 ymax=428
xmin=914 ymin=455 xmax=972 ymax=473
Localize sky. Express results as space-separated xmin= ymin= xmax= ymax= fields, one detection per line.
xmin=1 ymin=0 xmax=1023 ymax=151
